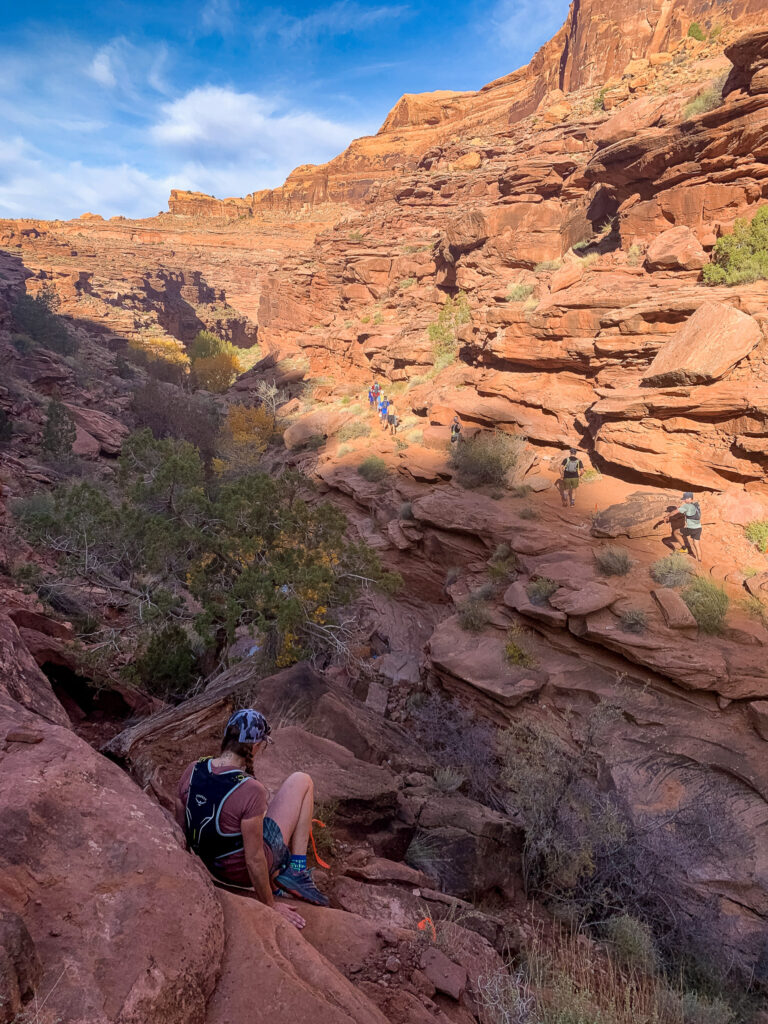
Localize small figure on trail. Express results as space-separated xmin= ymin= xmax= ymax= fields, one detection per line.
xmin=387 ymin=403 xmax=398 ymax=435
xmin=450 ymin=416 xmax=462 ymax=445
xmin=368 ymin=386 xmax=375 ymax=408
xmin=559 ymin=447 xmax=584 ymax=507
xmin=371 ymin=380 xmax=381 ymax=405
xmin=379 ymin=395 xmax=390 ymax=422
xmin=664 ymin=491 xmax=703 ymax=562
xmin=176 ymin=709 xmax=329 ymax=931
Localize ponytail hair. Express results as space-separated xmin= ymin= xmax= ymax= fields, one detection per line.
xmin=221 ymin=723 xmax=256 ymax=777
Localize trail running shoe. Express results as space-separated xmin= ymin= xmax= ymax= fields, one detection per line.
xmin=275 ymin=866 xmax=329 ymax=907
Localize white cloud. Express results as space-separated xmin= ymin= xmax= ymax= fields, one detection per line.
xmin=152 ymin=85 xmax=370 ymax=171
xmin=87 ymin=47 xmax=118 ymax=88
xmin=0 ymin=136 xmax=174 ymax=219
xmin=200 ymin=0 xmax=236 ymax=34
xmin=490 ymin=0 xmax=570 ymax=53
xmin=255 ymin=2 xmax=410 ymax=43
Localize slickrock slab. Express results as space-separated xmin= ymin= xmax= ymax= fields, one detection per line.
xmin=652 ymin=588 xmax=697 ymax=628
xmin=550 ymin=582 xmax=618 ymax=616
xmin=503 ymin=581 xmax=567 ymax=627
xmin=642 ymin=302 xmax=761 ymax=386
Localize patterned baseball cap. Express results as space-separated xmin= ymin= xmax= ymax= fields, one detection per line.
xmin=225 ymin=709 xmax=272 ymax=744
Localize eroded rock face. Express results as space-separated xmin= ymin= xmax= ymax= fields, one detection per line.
xmin=0 ymin=697 xmax=224 ymax=1024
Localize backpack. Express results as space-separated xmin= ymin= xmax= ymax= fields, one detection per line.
xmin=184 ymin=758 xmax=249 ymax=867
xmin=689 ymin=501 xmax=701 ymax=520
xmin=564 ymin=456 xmax=580 ymax=474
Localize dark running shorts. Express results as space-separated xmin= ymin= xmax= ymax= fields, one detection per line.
xmin=683 ymin=526 xmax=702 ymax=540
xmin=263 ymin=816 xmax=290 ymax=876
xmin=387 ymin=413 xmax=395 ymax=424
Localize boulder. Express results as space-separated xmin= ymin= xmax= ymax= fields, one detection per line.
xmin=207 ymin=892 xmax=388 ymax=1024
xmin=0 ymin=696 xmax=223 ymax=1024
xmin=591 ymin=491 xmax=679 ymax=538
xmin=0 ymin=614 xmax=68 ymax=726
xmin=644 ymin=226 xmax=707 ymax=272
xmin=64 ymin=404 xmax=129 ymax=456
xmin=550 ymin=582 xmax=618 ymax=616
xmin=652 ymin=588 xmax=697 ymax=629
xmin=550 ymin=262 xmax=583 ymax=293
xmin=420 ymin=947 xmax=467 ymax=1000
xmin=642 ymin=303 xmax=761 ymax=387
xmin=594 ymin=95 xmax=667 ymax=147
xmin=503 ymin=581 xmax=567 ymax=627
xmin=283 ymin=408 xmax=354 ymax=450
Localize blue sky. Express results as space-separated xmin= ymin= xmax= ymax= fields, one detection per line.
xmin=0 ymin=0 xmax=571 ymax=219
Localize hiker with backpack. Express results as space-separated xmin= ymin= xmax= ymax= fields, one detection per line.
xmin=559 ymin=448 xmax=584 ymax=507
xmin=450 ymin=416 xmax=462 ymax=445
xmin=387 ymin=403 xmax=398 ymax=435
xmin=176 ymin=709 xmax=329 ymax=931
xmin=665 ymin=491 xmax=703 ymax=562
xmin=379 ymin=395 xmax=390 ymax=423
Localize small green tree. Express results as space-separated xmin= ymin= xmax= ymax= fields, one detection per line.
xmin=687 ymin=21 xmax=705 ymax=40
xmin=41 ymin=397 xmax=76 ymax=460
xmin=12 ymin=285 xmax=77 ymax=355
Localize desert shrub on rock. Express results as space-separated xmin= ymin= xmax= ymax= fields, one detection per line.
xmin=650 ymin=553 xmax=696 ymax=588
xmin=12 ymin=284 xmax=77 ymax=355
xmin=451 ymin=430 xmax=524 ymax=488
xmin=358 ymin=455 xmax=387 ymax=481
xmin=215 ymin=402 xmax=275 ymax=475
xmin=457 ymin=594 xmax=490 ymax=632
xmin=411 ymin=694 xmax=498 ymax=804
xmin=682 ymin=577 xmax=729 ymax=634
xmin=429 ymin=290 xmax=470 ymax=370
xmin=337 ymin=421 xmax=371 ymax=441
xmin=127 ymin=622 xmax=200 ymax=700
xmin=744 ymin=519 xmax=768 ymax=552
xmin=128 ymin=333 xmax=190 ymax=384
xmin=704 ymin=204 xmax=768 ymax=285
xmin=526 ymin=577 xmax=558 ymax=605
xmin=594 ymin=545 xmax=631 ymax=576
xmin=620 ymin=608 xmax=648 ymax=634
xmin=189 ymin=330 xmax=243 ymax=392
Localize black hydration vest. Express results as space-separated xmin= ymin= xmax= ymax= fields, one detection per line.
xmin=184 ymin=757 xmax=250 ymax=868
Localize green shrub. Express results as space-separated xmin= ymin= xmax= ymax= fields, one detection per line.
xmin=399 ymin=277 xmax=416 ymax=289
xmin=741 ymin=595 xmax=768 ymax=627
xmin=650 ymin=553 xmax=696 ymax=588
xmin=682 ymin=577 xmax=729 ymax=634
xmin=627 ymin=244 xmax=642 ymax=267
xmin=428 ymin=291 xmax=470 ymax=371
xmin=744 ymin=519 xmax=768 ymax=552
xmin=533 ymin=260 xmax=561 ymax=273
xmin=336 ymin=421 xmax=371 ymax=442
xmin=620 ymin=608 xmax=648 ymax=634
xmin=127 ymin=623 xmax=199 ymax=699
xmin=433 ymin=766 xmax=465 ymax=792
xmin=12 ymin=285 xmax=77 ymax=355
xmin=593 ymin=87 xmax=608 ymax=111
xmin=489 ymin=542 xmax=517 ymax=582
xmin=581 ymin=467 xmax=601 ymax=482
xmin=504 ymin=632 xmax=536 ymax=667
xmin=11 ymin=332 xmax=34 ymax=354
xmin=687 ymin=21 xmax=705 ymax=40
xmin=594 ymin=545 xmax=631 ymax=577
xmin=358 ymin=455 xmax=387 ymax=482
xmin=703 ymin=204 xmax=768 ymax=285
xmin=518 ymin=506 xmax=538 ymax=520
xmin=41 ymin=397 xmax=76 ymax=460
xmin=602 ymin=914 xmax=658 ymax=974
xmin=527 ymin=577 xmax=558 ymax=606
xmin=302 ymin=433 xmax=325 ymax=450
xmin=506 ymin=283 xmax=534 ymax=302
xmin=683 ymin=80 xmax=724 ymax=119
xmin=131 ymin=381 xmax=220 ymax=462
xmin=450 ymin=430 xmax=524 ymax=488
xmin=457 ymin=595 xmax=490 ymax=632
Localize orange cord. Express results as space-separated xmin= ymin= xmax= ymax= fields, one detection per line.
xmin=310 ymin=818 xmax=331 ymax=869
xmin=417 ymin=917 xmax=437 ymax=942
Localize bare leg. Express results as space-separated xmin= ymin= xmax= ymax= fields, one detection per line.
xmin=266 ymin=772 xmax=314 ymax=855
xmin=690 ymin=536 xmax=702 ymax=562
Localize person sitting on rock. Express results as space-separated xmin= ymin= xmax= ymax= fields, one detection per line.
xmin=559 ymin=447 xmax=583 ymax=507
xmin=176 ymin=708 xmax=329 ymax=930
xmin=665 ymin=491 xmax=703 ymax=562
xmin=450 ymin=415 xmax=462 ymax=445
